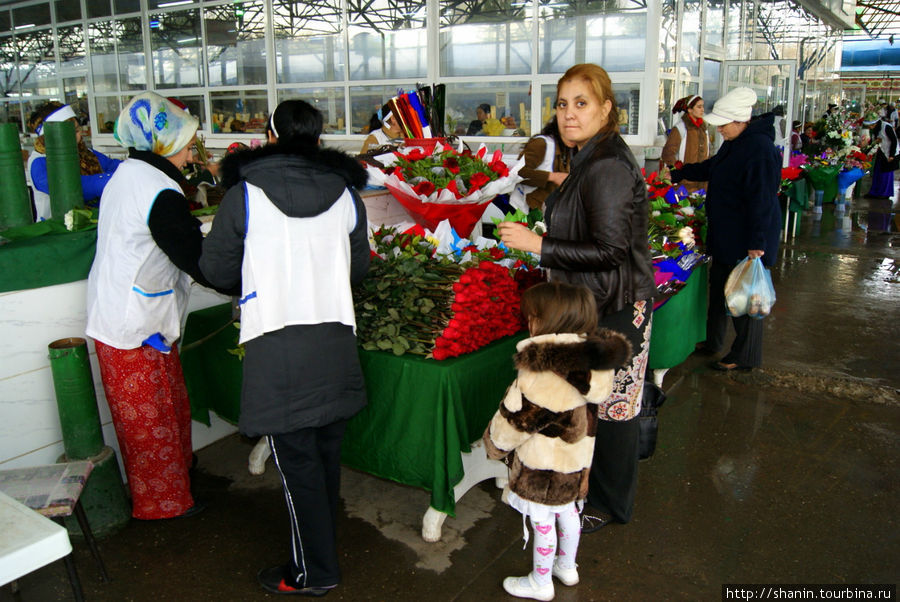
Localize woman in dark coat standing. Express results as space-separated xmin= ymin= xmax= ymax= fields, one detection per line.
xmin=670 ymin=87 xmax=782 ymax=371
xmin=499 ymin=64 xmax=657 ymax=532
xmin=200 ymin=100 xmax=370 ymax=596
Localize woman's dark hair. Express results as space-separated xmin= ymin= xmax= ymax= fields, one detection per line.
xmin=477 ymin=103 xmax=491 ymax=114
xmin=28 ymin=101 xmax=65 ymax=134
xmin=520 ymin=281 xmax=598 ymax=337
xmin=368 ymin=112 xmax=382 ymax=133
xmin=268 ymin=99 xmax=323 ymax=146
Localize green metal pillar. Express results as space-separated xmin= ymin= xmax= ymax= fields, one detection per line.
xmin=0 ymin=123 xmax=33 ymax=229
xmin=48 ymin=337 xmax=131 ymax=537
xmin=42 ymin=120 xmax=83 ymax=219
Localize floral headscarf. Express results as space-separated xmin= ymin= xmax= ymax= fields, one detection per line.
xmin=115 ymin=91 xmax=199 ymax=157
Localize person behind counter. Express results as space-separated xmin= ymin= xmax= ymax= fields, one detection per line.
xmin=200 ymin=99 xmax=370 ymax=597
xmin=660 ymin=95 xmax=709 ymax=192
xmin=497 ymin=63 xmax=657 ymax=535
xmin=360 ymin=107 xmax=402 ymax=154
xmin=508 ymin=117 xmax=573 ymax=212
xmin=467 ymin=103 xmax=492 ymax=136
xmin=27 ymin=101 xmax=121 ymax=220
xmin=85 ymin=91 xmax=237 ymax=521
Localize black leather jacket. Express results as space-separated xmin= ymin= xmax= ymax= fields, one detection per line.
xmin=541 ymin=130 xmax=656 ymax=317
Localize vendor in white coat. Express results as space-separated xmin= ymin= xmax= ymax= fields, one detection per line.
xmin=27 ymin=101 xmax=120 ymax=220
xmin=86 ymin=92 xmax=237 ymax=520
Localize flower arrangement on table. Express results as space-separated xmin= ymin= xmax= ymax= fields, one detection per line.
xmin=364 ymin=143 xmax=524 ymax=237
xmin=644 ymin=170 xmax=709 ymax=307
xmin=353 ymin=217 xmax=543 ymax=360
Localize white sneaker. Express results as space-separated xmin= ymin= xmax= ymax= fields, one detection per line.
xmin=502 ymin=572 xmax=555 ymax=601
xmin=552 ymin=560 xmax=579 ymax=586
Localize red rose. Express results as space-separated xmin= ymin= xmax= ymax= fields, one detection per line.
xmin=392 ymin=166 xmax=405 ymax=181
xmin=413 ymin=180 xmax=436 ymax=196
xmin=489 ymin=159 xmax=509 ymax=177
xmin=469 ymin=172 xmax=491 ymax=191
xmin=442 ymin=156 xmax=460 ymax=174
xmin=489 ymin=247 xmax=505 ymax=259
xmin=432 ymin=348 xmax=449 ymax=360
xmin=405 ymin=148 xmax=427 ymax=161
xmin=446 ymin=179 xmax=462 ymax=199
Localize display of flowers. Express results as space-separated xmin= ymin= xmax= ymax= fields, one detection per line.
xmin=352 ymin=220 xmax=542 ymax=360
xmin=384 ymin=145 xmax=515 ymax=201
xmin=644 ymin=170 xmax=706 ymax=260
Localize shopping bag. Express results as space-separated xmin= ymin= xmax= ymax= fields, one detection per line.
xmin=724 ymin=256 xmax=776 ymax=319
xmin=638 ymin=380 xmax=667 ymax=460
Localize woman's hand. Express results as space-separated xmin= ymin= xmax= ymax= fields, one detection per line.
xmin=498 ymin=222 xmax=542 ymax=255
xmin=748 ymin=249 xmax=764 ymax=259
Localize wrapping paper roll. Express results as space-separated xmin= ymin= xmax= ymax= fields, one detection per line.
xmin=43 ymin=120 xmax=83 ymax=219
xmin=48 ymin=337 xmax=105 ymax=460
xmin=0 ymin=123 xmax=33 ymax=228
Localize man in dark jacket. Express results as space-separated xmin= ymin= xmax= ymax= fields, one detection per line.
xmin=200 ymin=100 xmax=370 ymax=596
xmin=671 ymin=87 xmax=781 ymax=371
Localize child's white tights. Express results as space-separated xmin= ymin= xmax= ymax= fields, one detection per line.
xmin=530 ymin=504 xmax=581 ymax=586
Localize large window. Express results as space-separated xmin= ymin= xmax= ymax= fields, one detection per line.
xmin=351 ymin=0 xmax=426 ymax=79
xmin=150 ymin=9 xmax=203 ymax=88
xmin=441 ymin=0 xmax=532 ymax=77
xmin=273 ymin=0 xmax=345 ymax=84
xmin=205 ymin=1 xmax=267 ymax=87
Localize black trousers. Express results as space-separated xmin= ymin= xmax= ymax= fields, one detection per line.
xmin=268 ymin=419 xmax=347 ymax=588
xmin=707 ymin=260 xmax=764 ymax=367
xmin=587 ymin=417 xmax=640 ymax=523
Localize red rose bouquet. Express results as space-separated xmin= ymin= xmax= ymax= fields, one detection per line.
xmin=364 ymin=143 xmax=524 ymax=237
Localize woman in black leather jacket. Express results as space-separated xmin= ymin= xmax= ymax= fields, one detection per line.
xmin=499 ymin=63 xmax=656 ymax=532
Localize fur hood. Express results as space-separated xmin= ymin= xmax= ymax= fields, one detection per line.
xmin=218 ymin=141 xmax=367 ymax=219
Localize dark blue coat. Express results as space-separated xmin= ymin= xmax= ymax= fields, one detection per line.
xmin=673 ymin=114 xmax=782 ymax=267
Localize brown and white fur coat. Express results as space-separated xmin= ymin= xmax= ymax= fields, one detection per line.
xmin=483 ymin=330 xmax=631 ymax=506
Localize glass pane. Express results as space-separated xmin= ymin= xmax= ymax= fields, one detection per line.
xmin=55 ymin=1 xmax=82 ymax=22
xmin=88 ymin=21 xmax=119 ymax=93
xmin=115 ymin=0 xmax=142 ymax=13
xmin=277 ymin=87 xmax=346 ymax=134
xmin=613 ymin=83 xmax=640 ymax=136
xmin=702 ymin=58 xmax=720 ymax=108
xmin=86 ymin=0 xmax=113 ymax=19
xmin=349 ymin=85 xmax=402 ymax=135
xmin=726 ymin=0 xmax=741 ymax=59
xmin=118 ymin=17 xmax=147 ymax=90
xmin=658 ymin=78 xmax=675 ymax=135
xmin=205 ymin=1 xmax=267 ymax=87
xmin=349 ymin=0 xmax=426 ymax=79
xmin=680 ymin=0 xmax=700 ymax=77
xmin=63 ymin=78 xmax=89 ymax=124
xmin=0 ymin=35 xmax=15 ymax=96
xmin=168 ymin=94 xmax=206 ymax=131
xmin=148 ymin=0 xmax=198 ymax=8
xmin=0 ymin=102 xmax=23 ymax=131
xmin=211 ymin=90 xmax=269 ymax=134
xmin=0 ymin=11 xmax=10 ymax=32
xmin=705 ymin=0 xmax=725 ymax=48
xmin=445 ymin=81 xmax=530 ymax=136
xmin=58 ymin=25 xmax=86 ymax=76
xmin=15 ymin=30 xmax=58 ymax=97
xmin=95 ymin=96 xmax=122 ymax=133
xmin=273 ymin=1 xmax=344 ymax=84
xmin=150 ymin=9 xmax=203 ymax=88
xmin=659 ymin=0 xmax=676 ymax=74
xmin=440 ymin=0 xmax=532 ymax=77
xmin=13 ymin=5 xmax=51 ymax=29
xmin=539 ymin=0 xmax=646 ymax=73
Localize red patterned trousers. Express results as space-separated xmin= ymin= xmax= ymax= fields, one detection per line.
xmin=94 ymin=340 xmax=194 ymax=519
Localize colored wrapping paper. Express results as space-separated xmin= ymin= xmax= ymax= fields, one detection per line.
xmin=837 ymin=167 xmax=864 ymax=195
xmin=0 ymin=123 xmax=33 ymax=229
xmin=803 ymin=165 xmax=840 ymax=205
xmin=43 ymin=120 xmax=83 ymax=219
xmin=384 ymin=181 xmax=492 ymax=237
xmin=433 ymin=84 xmax=446 ymax=137
xmin=406 ymin=92 xmax=431 ymax=137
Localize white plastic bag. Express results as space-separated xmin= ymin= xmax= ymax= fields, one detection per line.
xmin=724 ymin=257 xmax=776 ymax=319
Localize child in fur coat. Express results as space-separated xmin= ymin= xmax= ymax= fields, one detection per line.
xmin=484 ymin=281 xmax=630 ymax=601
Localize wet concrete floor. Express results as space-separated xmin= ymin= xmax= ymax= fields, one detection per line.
xmin=4 ymin=195 xmax=899 ymax=601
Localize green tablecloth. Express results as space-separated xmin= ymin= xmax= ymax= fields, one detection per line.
xmin=179 ymin=302 xmax=523 ymax=516
xmin=0 ymin=228 xmax=96 ymax=293
xmin=648 ymin=262 xmax=708 ymax=370
xmin=804 ymin=165 xmax=840 ymax=206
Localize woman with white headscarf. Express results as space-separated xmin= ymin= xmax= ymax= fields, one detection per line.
xmin=27 ymin=101 xmax=121 ymax=220
xmin=86 ymin=91 xmax=236 ymax=520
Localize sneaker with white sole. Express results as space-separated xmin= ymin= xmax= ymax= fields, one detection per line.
xmin=552 ymin=560 xmax=579 ymax=586
xmin=502 ymin=572 xmax=554 ymax=601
